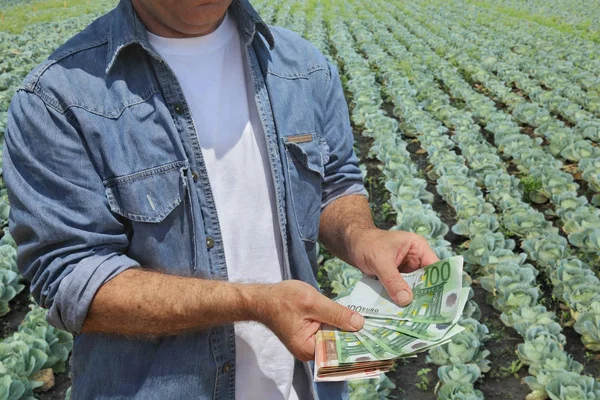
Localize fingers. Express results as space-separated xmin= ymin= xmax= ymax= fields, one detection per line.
xmin=420 ymin=240 xmax=440 ymax=266
xmin=400 ymin=234 xmax=440 ymax=272
xmin=313 ymin=294 xmax=364 ymax=331
xmin=377 ymin=265 xmax=413 ymax=306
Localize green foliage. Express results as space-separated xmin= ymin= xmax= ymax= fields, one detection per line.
xmin=437 ymin=364 xmax=481 ymax=386
xmin=415 ymin=367 xmax=432 ymax=391
xmin=0 ymin=0 xmax=117 ymax=34
xmin=0 ymin=340 xmax=46 ymax=383
xmin=521 ymin=175 xmax=546 ymax=204
xmin=320 ymin=258 xmax=362 ymax=298
xmin=348 ymin=375 xmax=395 ymax=400
xmin=545 ymin=372 xmax=600 ymax=400
xmin=574 ymin=311 xmax=600 ymax=352
xmin=0 ymin=272 xmax=22 ymax=316
xmin=498 ymin=359 xmax=524 ymax=379
xmin=501 ymin=305 xmax=557 ymax=336
xmin=437 ymin=383 xmax=484 ymax=400
xmin=0 ymin=373 xmax=32 ymax=400
xmin=17 ymin=305 xmax=73 ymax=372
xmin=427 ymin=332 xmax=491 ymax=373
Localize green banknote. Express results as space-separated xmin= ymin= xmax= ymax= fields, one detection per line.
xmin=363 ymin=287 xmax=471 ymax=340
xmin=337 ymin=256 xmax=464 ymax=323
xmin=352 ymin=330 xmax=396 ymax=360
xmin=334 ymin=328 xmax=382 ymax=364
xmin=357 ymin=323 xmax=464 ymax=359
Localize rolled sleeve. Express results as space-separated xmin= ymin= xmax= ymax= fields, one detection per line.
xmin=319 ymin=61 xmax=368 ymax=211
xmin=3 ymin=89 xmax=138 ymax=335
xmin=321 ymin=182 xmax=369 ymax=211
xmin=47 ymin=252 xmax=139 ymax=333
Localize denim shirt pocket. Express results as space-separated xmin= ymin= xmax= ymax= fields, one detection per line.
xmin=103 ymin=160 xmax=189 ymax=223
xmin=282 ymin=134 xmax=330 ymax=243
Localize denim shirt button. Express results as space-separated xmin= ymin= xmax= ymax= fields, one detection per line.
xmin=192 ymin=172 xmax=198 ymax=182
xmin=206 ymin=237 xmax=215 ymax=249
xmin=222 ymin=363 xmax=231 ymax=374
xmin=174 ymin=103 xmax=183 ymax=114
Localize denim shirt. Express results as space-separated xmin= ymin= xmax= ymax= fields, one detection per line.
xmin=3 ymin=0 xmax=366 ymax=398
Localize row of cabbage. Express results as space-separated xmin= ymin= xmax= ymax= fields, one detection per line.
xmin=0 ymin=0 xmax=118 ymax=35
xmin=382 ymin=0 xmax=600 ymax=351
xmin=469 ymin=0 xmax=600 ymax=43
xmin=454 ymin=0 xmax=600 ymax=95
xmin=396 ymin=7 xmax=600 ymax=201
xmin=0 ymin=224 xmax=73 ymax=399
xmin=0 ymin=7 xmax=118 ymax=399
xmin=433 ymin=1 xmax=600 ymax=117
xmin=270 ymin=0 xmax=600 ymax=396
xmin=341 ymin=0 xmax=600 ymax=398
xmin=394 ymin=0 xmax=600 ymax=262
xmin=386 ymin=1 xmax=600 ymax=264
xmin=443 ymin=1 xmax=600 ymax=77
xmin=399 ymin=1 xmax=600 ymax=207
xmin=0 ymin=178 xmax=21 ymax=318
xmin=325 ymin=4 xmax=493 ymax=398
xmin=0 ymin=0 xmax=36 ymax=10
xmin=407 ymin=0 xmax=600 ymax=350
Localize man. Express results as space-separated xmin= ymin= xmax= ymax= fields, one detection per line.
xmin=3 ymin=0 xmax=438 ymax=398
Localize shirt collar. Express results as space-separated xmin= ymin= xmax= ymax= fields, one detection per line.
xmin=105 ymin=0 xmax=275 ymax=75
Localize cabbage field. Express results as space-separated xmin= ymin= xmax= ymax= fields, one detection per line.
xmin=1 ymin=0 xmax=599 ymax=399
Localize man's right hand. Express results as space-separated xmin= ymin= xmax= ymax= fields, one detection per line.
xmin=253 ymin=280 xmax=365 ymax=361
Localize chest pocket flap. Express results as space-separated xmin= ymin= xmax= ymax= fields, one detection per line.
xmin=283 ymin=134 xmax=329 ymax=178
xmin=103 ymin=161 xmax=189 ymax=223
xmin=282 ymin=134 xmax=330 ymax=242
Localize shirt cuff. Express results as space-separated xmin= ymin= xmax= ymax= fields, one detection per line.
xmin=46 ymin=251 xmax=140 ymax=334
xmin=321 ymin=182 xmax=369 ymax=211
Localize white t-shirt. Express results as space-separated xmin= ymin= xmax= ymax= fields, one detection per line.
xmin=148 ymin=13 xmax=302 ymax=400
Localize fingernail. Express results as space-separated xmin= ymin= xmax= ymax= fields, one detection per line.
xmin=350 ymin=313 xmax=364 ymax=330
xmin=396 ymin=290 xmax=412 ymax=305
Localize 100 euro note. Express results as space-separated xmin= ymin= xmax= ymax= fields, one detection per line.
xmin=337 ymin=256 xmax=464 ymax=323
xmin=356 ymin=321 xmax=464 ymax=358
xmin=363 ymin=287 xmax=471 ymax=340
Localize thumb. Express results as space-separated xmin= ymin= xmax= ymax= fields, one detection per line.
xmin=377 ymin=265 xmax=414 ymax=306
xmin=315 ymin=295 xmax=365 ymax=331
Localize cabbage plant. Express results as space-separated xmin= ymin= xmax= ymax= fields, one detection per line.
xmin=427 ymin=332 xmax=490 ymax=373
xmin=17 ymin=305 xmax=73 ymax=373
xmin=0 ymin=340 xmax=46 ymax=382
xmin=573 ymin=311 xmax=600 ymax=351
xmin=0 ymin=269 xmax=24 ymax=317
xmin=348 ymin=374 xmax=395 ymax=400
xmin=437 ymin=363 xmax=481 ymax=386
xmin=545 ymin=372 xmax=600 ymax=400
xmin=437 ymin=383 xmax=484 ymax=400
xmin=321 ymin=258 xmax=362 ymax=298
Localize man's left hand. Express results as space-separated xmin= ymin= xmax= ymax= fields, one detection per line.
xmin=349 ymin=229 xmax=439 ymax=306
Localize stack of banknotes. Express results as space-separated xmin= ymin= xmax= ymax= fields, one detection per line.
xmin=314 ymin=256 xmax=468 ymax=382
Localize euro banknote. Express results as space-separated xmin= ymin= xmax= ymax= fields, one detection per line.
xmin=314 ymin=256 xmax=467 ymax=382
xmin=363 ymin=287 xmax=471 ymax=340
xmin=337 ymin=256 xmax=464 ymax=323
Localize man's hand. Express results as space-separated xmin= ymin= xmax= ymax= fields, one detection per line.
xmin=255 ymin=280 xmax=364 ymax=361
xmin=350 ymin=229 xmax=439 ymax=306
xmin=320 ymin=195 xmax=439 ymax=307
